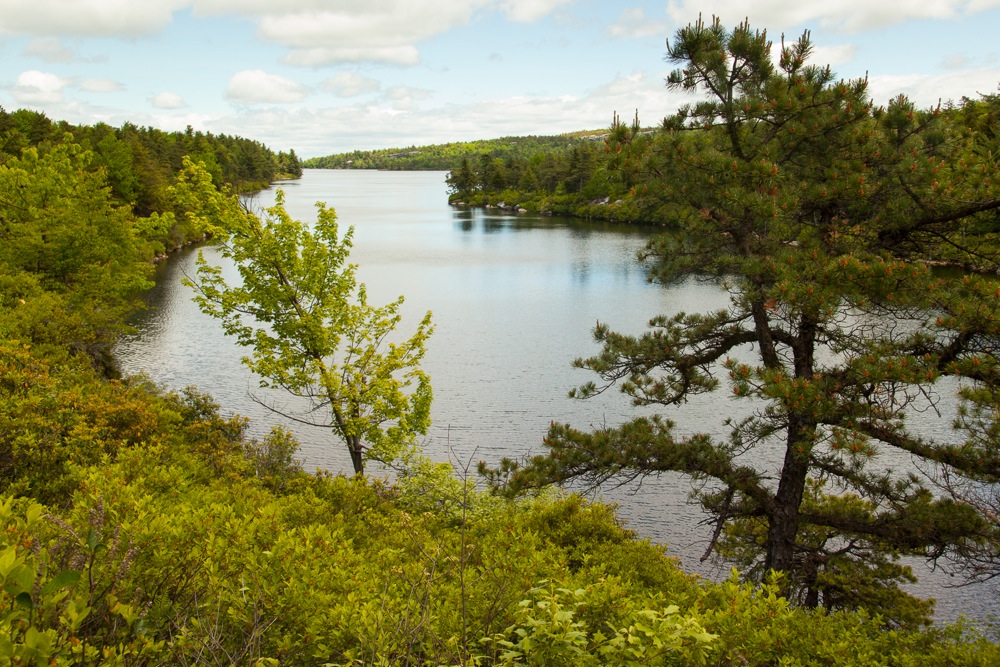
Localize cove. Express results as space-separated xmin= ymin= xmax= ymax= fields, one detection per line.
xmin=116 ymin=168 xmax=998 ymax=623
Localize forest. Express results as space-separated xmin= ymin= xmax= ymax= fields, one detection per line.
xmin=0 ymin=107 xmax=302 ymax=218
xmin=302 ymin=132 xmax=603 ymax=171
xmin=3 ymin=17 xmax=1000 ymax=665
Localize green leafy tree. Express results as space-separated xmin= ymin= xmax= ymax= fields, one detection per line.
xmin=0 ymin=139 xmax=152 ymax=370
xmin=276 ymin=148 xmax=303 ymax=178
xmin=179 ymin=160 xmax=433 ymax=475
xmin=483 ymin=17 xmax=1000 ymax=619
xmin=928 ymin=270 xmax=1000 ymax=583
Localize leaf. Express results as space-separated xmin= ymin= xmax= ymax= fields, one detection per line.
xmin=4 ymin=564 xmax=35 ymax=596
xmin=25 ymin=503 xmax=42 ymax=526
xmin=40 ymin=569 xmax=81 ymax=596
xmin=0 ymin=546 xmax=20 ymax=579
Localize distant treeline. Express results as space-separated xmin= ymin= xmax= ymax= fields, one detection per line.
xmin=302 ymin=132 xmax=605 ymax=171
xmin=0 ymin=107 xmax=302 ymax=217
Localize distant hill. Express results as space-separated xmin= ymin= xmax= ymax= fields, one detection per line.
xmin=302 ymin=131 xmax=607 ymax=171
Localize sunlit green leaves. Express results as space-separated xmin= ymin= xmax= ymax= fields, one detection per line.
xmin=0 ymin=138 xmax=154 ymax=369
xmin=180 ymin=160 xmax=433 ymax=475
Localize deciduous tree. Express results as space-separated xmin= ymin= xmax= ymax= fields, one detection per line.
xmin=179 ymin=160 xmax=433 ymax=475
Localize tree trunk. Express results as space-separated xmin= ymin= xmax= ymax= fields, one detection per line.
xmin=764 ymin=421 xmax=811 ymax=576
xmin=348 ymin=438 xmax=365 ymax=476
xmin=763 ymin=313 xmax=817 ymax=584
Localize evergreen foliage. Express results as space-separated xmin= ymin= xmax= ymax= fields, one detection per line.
xmin=442 ymin=98 xmax=1000 ymax=234
xmin=482 ymin=17 xmax=1000 ymax=622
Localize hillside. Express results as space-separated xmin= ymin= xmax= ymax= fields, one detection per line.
xmin=302 ymin=131 xmax=606 ymax=171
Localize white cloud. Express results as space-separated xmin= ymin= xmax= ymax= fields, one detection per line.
xmin=81 ymin=79 xmax=123 ymax=93
xmin=284 ymin=46 xmax=420 ymax=67
xmin=193 ymin=0 xmax=339 ymax=13
xmin=383 ymin=85 xmax=433 ymax=111
xmin=608 ymin=7 xmax=669 ymax=39
xmin=869 ymin=67 xmax=1000 ymax=106
xmin=256 ymin=2 xmax=481 ymax=66
xmin=102 ymin=109 xmax=218 ymax=134
xmin=195 ymin=0 xmax=570 ymax=28
xmin=0 ymin=0 xmax=186 ymax=37
xmin=8 ymin=0 xmax=995 ymax=164
xmin=665 ymin=0 xmax=1000 ymax=33
xmin=808 ymin=43 xmax=857 ymax=68
xmin=24 ymin=37 xmax=74 ymax=63
xmin=583 ymin=71 xmax=683 ymax=123
xmin=942 ymin=54 xmax=970 ymax=70
xmin=150 ymin=92 xmax=187 ymax=109
xmin=0 ymin=1 xmax=575 ymax=67
xmin=11 ymin=70 xmax=68 ymax=104
xmin=500 ymin=0 xmax=572 ymax=22
xmin=225 ymin=70 xmax=311 ymax=104
xmin=323 ymin=72 xmax=381 ymax=98
xmin=200 ymin=0 xmax=567 ymax=65
xmin=205 ymin=70 xmax=684 ymax=158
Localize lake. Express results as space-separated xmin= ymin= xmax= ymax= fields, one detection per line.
xmin=116 ymin=168 xmax=998 ymax=624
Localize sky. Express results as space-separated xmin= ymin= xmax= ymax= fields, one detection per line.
xmin=1 ymin=1 xmax=999 ymax=158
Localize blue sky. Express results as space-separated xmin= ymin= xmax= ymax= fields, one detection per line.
xmin=1 ymin=0 xmax=999 ymax=158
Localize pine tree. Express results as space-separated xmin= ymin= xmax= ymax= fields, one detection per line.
xmin=483 ymin=17 xmax=1000 ymax=622
xmin=446 ymin=156 xmax=476 ymax=199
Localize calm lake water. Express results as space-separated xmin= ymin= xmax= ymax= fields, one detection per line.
xmin=116 ymin=169 xmax=998 ymax=625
